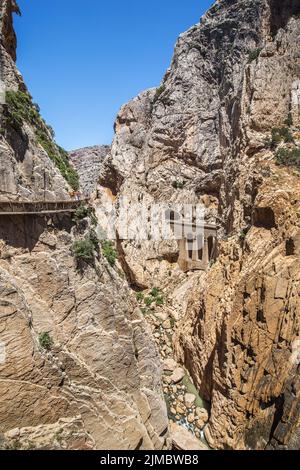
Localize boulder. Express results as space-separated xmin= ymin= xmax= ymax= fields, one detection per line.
xmin=170 ymin=423 xmax=208 ymax=451
xmin=170 ymin=368 xmax=185 ymax=383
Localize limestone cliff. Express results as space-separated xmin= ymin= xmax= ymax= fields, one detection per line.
xmin=69 ymin=146 xmax=110 ymax=198
xmin=0 ymin=0 xmax=78 ymax=202
xmin=97 ymin=0 xmax=300 ymax=449
xmin=0 ymin=0 xmax=167 ymax=450
xmin=1 ymin=0 xmax=300 ymax=451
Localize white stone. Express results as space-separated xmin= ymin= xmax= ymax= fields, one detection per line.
xmin=163 ymin=358 xmax=177 ymax=371
xmin=184 ymin=393 xmax=196 ymax=407
xmin=170 ymin=367 xmax=185 ymax=383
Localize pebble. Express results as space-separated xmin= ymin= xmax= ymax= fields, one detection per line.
xmin=162 ymin=320 xmax=171 ymax=329
xmin=195 ymin=408 xmax=209 ymax=423
xmin=184 ymin=393 xmax=196 ymax=407
xmin=176 ymin=404 xmax=185 ymax=415
xmin=154 ymin=311 xmax=169 ymax=322
xmin=196 ymin=419 xmax=205 ymax=430
xmin=187 ymin=413 xmax=195 ymax=424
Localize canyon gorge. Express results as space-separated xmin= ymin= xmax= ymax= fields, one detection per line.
xmin=0 ymin=0 xmax=300 ymax=451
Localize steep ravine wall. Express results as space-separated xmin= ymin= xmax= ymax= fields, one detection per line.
xmin=0 ymin=0 xmax=168 ymax=450
xmin=1 ymin=0 xmax=300 ymax=451
xmin=97 ymin=0 xmax=300 ymax=449
xmin=0 ymin=0 xmax=75 ymax=202
xmin=0 ymin=213 xmax=168 ymax=450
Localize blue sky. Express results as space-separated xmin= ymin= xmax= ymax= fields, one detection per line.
xmin=15 ymin=1 xmax=214 ymax=150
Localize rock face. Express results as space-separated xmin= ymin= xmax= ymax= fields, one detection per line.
xmin=0 ymin=0 xmax=76 ymax=202
xmin=0 ymin=214 xmax=168 ymax=450
xmin=0 ymin=0 xmax=168 ymax=450
xmin=170 ymin=422 xmax=208 ymax=451
xmin=99 ymin=0 xmax=300 ymax=450
xmin=69 ymin=145 xmax=110 ymax=198
xmin=1 ymin=0 xmax=300 ymax=451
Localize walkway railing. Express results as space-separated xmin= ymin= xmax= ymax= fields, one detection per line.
xmin=0 ymin=199 xmax=89 ymax=215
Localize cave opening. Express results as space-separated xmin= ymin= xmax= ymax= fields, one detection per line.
xmin=253 ymin=207 xmax=276 ymax=229
xmin=286 ymin=238 xmax=295 ymax=256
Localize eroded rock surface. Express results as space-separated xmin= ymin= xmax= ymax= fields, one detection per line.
xmin=69 ymin=146 xmax=110 ymax=198
xmin=0 ymin=214 xmax=168 ymax=450
xmin=0 ymin=0 xmax=75 ymax=202
xmin=0 ymin=0 xmax=167 ymax=450
xmin=1 ymin=0 xmax=300 ymax=451
xmin=98 ymin=0 xmax=300 ymax=449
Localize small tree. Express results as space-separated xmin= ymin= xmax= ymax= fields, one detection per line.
xmin=276 ymin=147 xmax=300 ymax=171
xmin=39 ymin=332 xmax=53 ymax=351
xmin=89 ymin=229 xmax=99 ymax=251
xmin=73 ymin=239 xmax=95 ymax=264
xmin=74 ymin=203 xmax=91 ymax=221
xmin=101 ymin=240 xmax=117 ymax=267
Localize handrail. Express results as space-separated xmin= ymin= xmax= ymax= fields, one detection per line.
xmin=0 ymin=199 xmax=89 ymax=215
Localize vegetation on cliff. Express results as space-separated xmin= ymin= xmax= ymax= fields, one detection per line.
xmin=101 ymin=240 xmax=117 ymax=267
xmin=5 ymin=90 xmax=79 ymax=190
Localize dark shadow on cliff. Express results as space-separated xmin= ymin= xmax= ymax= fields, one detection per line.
xmin=0 ymin=215 xmax=46 ymax=251
xmin=269 ymin=0 xmax=300 ymax=37
xmin=0 ymin=214 xmax=74 ymax=251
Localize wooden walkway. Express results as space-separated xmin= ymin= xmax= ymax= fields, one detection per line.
xmin=0 ymin=199 xmax=89 ymax=216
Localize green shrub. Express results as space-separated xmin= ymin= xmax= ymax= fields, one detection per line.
xmin=239 ymin=226 xmax=251 ymax=242
xmin=5 ymin=90 xmax=79 ymax=190
xmin=154 ymin=84 xmax=166 ymax=101
xmin=5 ymin=90 xmax=41 ymax=131
xmin=172 ymin=180 xmax=185 ymax=189
xmin=136 ymin=292 xmax=144 ymax=302
xmin=276 ymin=147 xmax=300 ymax=171
xmin=39 ymin=332 xmax=53 ymax=351
xmin=248 ymin=48 xmax=262 ymax=63
xmin=271 ymin=127 xmax=294 ymax=148
xmin=143 ymin=288 xmax=164 ymax=307
xmin=144 ymin=297 xmax=154 ymax=307
xmin=89 ymin=229 xmax=99 ymax=251
xmin=101 ymin=240 xmax=117 ymax=267
xmin=74 ymin=203 xmax=92 ymax=221
xmin=155 ymin=296 xmax=164 ymax=306
xmin=72 ymin=238 xmax=95 ymax=264
xmin=239 ymin=229 xmax=247 ymax=241
xmin=37 ymin=132 xmax=79 ymax=190
xmin=150 ymin=287 xmax=160 ymax=298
